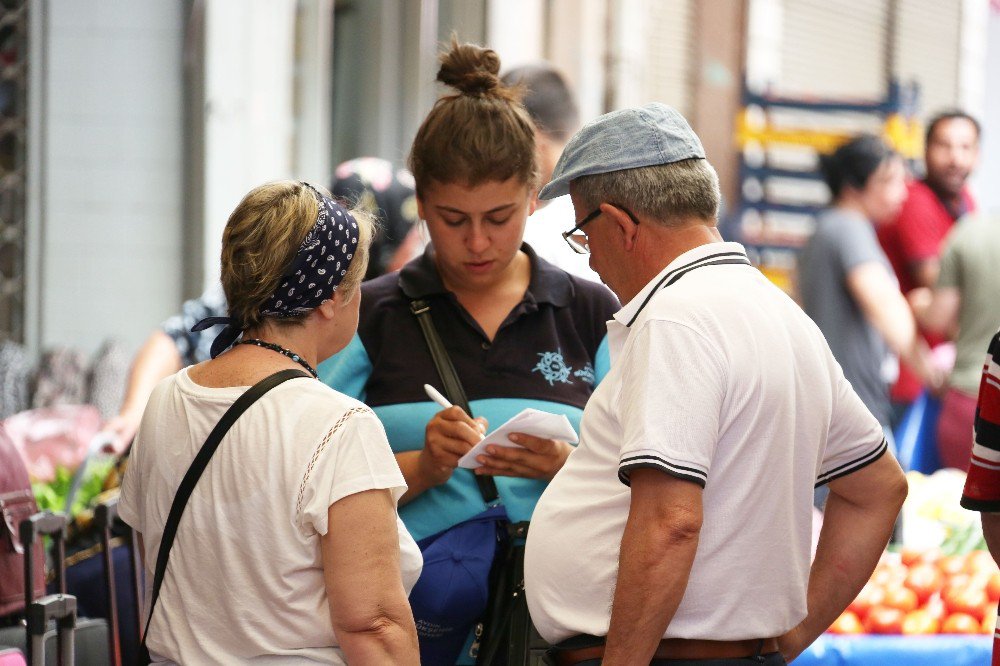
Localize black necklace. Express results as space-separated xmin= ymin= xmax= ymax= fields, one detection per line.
xmin=238 ymin=338 xmax=318 ymax=378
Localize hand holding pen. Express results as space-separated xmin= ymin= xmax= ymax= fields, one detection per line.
xmin=419 ymin=384 xmax=488 ymax=486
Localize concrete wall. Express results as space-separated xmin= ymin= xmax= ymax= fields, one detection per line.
xmin=32 ymin=0 xmax=185 ymax=356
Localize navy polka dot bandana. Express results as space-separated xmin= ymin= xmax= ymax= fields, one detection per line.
xmin=192 ymin=182 xmax=361 ymax=358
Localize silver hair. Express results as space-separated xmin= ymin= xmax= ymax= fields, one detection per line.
xmin=572 ymin=158 xmax=720 ymax=227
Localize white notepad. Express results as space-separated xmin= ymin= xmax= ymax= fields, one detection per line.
xmin=457 ymin=408 xmax=579 ymax=469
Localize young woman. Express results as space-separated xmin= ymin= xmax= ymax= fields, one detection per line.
xmin=319 ymin=39 xmax=619 ymax=664
xmin=119 ymin=181 xmax=421 ymax=664
xmin=799 ymin=135 xmax=944 ymax=439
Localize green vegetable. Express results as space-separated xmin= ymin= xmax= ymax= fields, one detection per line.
xmin=31 ymin=459 xmax=115 ymax=516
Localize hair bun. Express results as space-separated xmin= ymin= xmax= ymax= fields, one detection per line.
xmin=437 ymin=38 xmax=502 ymax=96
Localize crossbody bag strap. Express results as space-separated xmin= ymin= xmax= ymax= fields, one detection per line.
xmin=138 ymin=368 xmax=308 ymax=662
xmin=409 ymin=298 xmax=499 ymax=505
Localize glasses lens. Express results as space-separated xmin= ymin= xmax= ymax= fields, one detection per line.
xmin=567 ymin=233 xmax=589 ymax=254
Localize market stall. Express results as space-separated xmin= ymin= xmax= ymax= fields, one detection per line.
xmin=800 ymin=468 xmax=995 ymax=665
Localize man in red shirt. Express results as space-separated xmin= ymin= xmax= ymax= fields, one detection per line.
xmin=877 ymin=110 xmax=980 ymax=413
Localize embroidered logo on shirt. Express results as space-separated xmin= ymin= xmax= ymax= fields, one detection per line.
xmin=573 ymin=362 xmax=595 ymax=384
xmin=533 ymin=350 xmax=574 ymax=386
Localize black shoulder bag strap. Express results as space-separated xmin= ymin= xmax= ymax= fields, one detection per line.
xmin=137 ymin=368 xmax=307 ymax=664
xmin=409 ymin=298 xmax=499 ymax=505
xmin=409 ymin=298 xmax=534 ymax=665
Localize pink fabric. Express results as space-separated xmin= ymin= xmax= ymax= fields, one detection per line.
xmin=937 ymin=387 xmax=979 ymax=471
xmin=0 ymin=649 xmax=27 ymax=666
xmin=0 ymin=405 xmax=102 ymax=482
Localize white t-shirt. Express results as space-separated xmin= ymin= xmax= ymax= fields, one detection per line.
xmin=524 ymin=241 xmax=886 ymax=644
xmin=119 ymin=368 xmax=422 ymax=664
xmin=523 ymin=195 xmax=603 ymax=283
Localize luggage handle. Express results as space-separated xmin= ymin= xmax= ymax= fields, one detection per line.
xmin=27 ymin=593 xmax=76 ymax=666
xmin=19 ymin=511 xmax=75 ymax=666
xmin=95 ymin=497 xmax=123 ymax=666
xmin=19 ymin=511 xmax=66 ymax=544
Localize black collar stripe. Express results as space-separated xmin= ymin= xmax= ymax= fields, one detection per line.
xmin=625 ymin=251 xmax=752 ymax=327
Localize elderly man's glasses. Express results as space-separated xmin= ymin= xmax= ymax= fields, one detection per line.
xmin=561 ymin=205 xmax=639 ymax=254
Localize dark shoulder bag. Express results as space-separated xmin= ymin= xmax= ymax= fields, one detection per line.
xmin=409 ymin=298 xmax=534 ymax=666
xmin=137 ymin=369 xmax=307 ymax=665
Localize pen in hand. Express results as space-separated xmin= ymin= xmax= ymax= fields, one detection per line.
xmin=424 ymin=384 xmax=487 ymax=440
xmin=423 ymin=384 xmax=453 ymax=410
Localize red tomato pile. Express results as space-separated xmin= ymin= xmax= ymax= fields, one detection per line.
xmin=827 ymin=549 xmax=1000 ymax=636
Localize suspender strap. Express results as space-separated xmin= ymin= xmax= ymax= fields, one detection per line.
xmin=409 ymin=298 xmax=499 ymax=505
xmin=138 ymin=369 xmax=308 ymax=663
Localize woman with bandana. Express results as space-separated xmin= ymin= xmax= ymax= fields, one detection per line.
xmin=118 ymin=181 xmax=422 ymax=664
xmin=319 ymin=39 xmax=619 ymax=664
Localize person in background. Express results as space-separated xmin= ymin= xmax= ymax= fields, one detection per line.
xmin=319 ymin=38 xmax=619 ymax=665
xmin=105 ymin=159 xmax=418 ymax=450
xmin=118 ymin=180 xmax=421 ymax=664
xmin=330 ymin=156 xmax=420 ymax=279
xmin=877 ymin=110 xmax=980 ymax=419
xmin=909 ymin=213 xmax=1000 ymax=469
xmin=522 ymin=103 xmax=907 ymax=666
xmin=959 ymin=329 xmax=1000 ymax=666
xmin=503 ymin=63 xmax=601 ymax=283
xmin=799 ymin=135 xmax=944 ymax=444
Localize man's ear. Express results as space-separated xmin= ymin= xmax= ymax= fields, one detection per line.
xmin=416 ymin=195 xmax=426 ymax=222
xmin=600 ymin=203 xmax=639 ymax=250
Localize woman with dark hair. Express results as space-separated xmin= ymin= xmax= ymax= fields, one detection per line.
xmin=319 ymin=38 xmax=619 ymax=664
xmin=799 ymin=135 xmax=943 ymax=441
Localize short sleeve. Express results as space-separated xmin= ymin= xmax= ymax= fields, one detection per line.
xmin=295 ymin=408 xmax=406 ymax=537
xmin=617 ymin=321 xmax=725 ymax=488
xmin=317 ymin=333 xmax=372 ymax=400
xmin=816 ymin=365 xmax=888 ymax=487
xmin=836 ymin=215 xmax=887 ymax=273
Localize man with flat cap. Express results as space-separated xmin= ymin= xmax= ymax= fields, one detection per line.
xmin=523 ymin=103 xmax=909 ymax=666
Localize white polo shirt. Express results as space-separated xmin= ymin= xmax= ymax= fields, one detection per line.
xmin=524 ymin=241 xmax=886 ymax=644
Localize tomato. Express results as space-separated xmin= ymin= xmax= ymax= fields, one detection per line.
xmin=944 ymin=585 xmax=988 ymax=622
xmin=918 ymin=548 xmax=943 ymax=565
xmin=942 ymin=612 xmax=981 ymax=634
xmin=989 ymin=573 xmax=1000 ymax=604
xmin=901 ymin=609 xmax=940 ymax=635
xmin=923 ymin=593 xmax=947 ymax=621
xmin=848 ymin=582 xmax=886 ymax=621
xmin=982 ymin=604 xmax=998 ymax=635
xmin=939 ymin=554 xmax=968 ymax=577
xmin=900 ymin=547 xmax=924 ymax=568
xmin=944 ymin=574 xmax=972 ymax=597
xmin=904 ymin=563 xmax=945 ymax=605
xmin=827 ymin=610 xmax=864 ymax=634
xmin=872 ymin=559 xmax=907 ymax=587
xmin=965 ymin=551 xmax=999 ymax=577
xmin=883 ymin=585 xmax=918 ymax=613
xmin=863 ymin=606 xmax=905 ymax=634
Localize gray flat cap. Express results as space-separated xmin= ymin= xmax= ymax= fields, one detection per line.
xmin=539 ymin=102 xmax=706 ymax=200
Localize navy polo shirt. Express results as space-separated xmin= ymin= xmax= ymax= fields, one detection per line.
xmin=318 ymin=244 xmax=620 ymax=541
